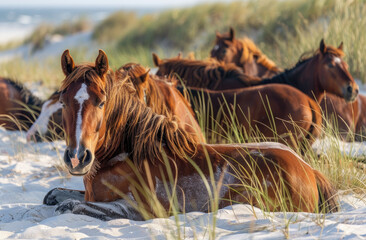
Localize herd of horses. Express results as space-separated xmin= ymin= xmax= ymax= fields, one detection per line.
xmin=1 ymin=27 xmax=364 ymax=220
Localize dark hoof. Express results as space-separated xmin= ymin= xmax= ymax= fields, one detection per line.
xmin=55 ymin=199 xmax=81 ymax=214
xmin=43 ymin=188 xmax=60 ymax=205
xmin=43 ymin=188 xmax=85 ymax=205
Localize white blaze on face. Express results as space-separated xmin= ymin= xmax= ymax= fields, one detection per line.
xmin=74 ymin=83 xmax=89 ymax=150
xmin=213 ymin=44 xmax=219 ymax=51
xmin=26 ymin=99 xmax=62 ymax=142
xmin=334 ymin=57 xmax=341 ymax=64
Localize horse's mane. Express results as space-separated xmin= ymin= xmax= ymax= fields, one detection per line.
xmin=238 ymin=38 xmax=280 ymax=72
xmin=257 ymin=45 xmax=346 ymax=86
xmin=60 ymin=64 xmax=197 ymax=166
xmin=3 ymin=77 xmax=44 ymax=109
xmin=158 ymin=58 xmax=259 ymax=89
xmin=116 ymin=63 xmax=172 ymax=116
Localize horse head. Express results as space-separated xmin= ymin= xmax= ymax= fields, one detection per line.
xmin=210 ymin=27 xmax=238 ymax=63
xmin=117 ymin=63 xmax=150 ymax=104
xmin=59 ymin=50 xmax=108 ymax=175
xmin=316 ymin=39 xmax=358 ymax=102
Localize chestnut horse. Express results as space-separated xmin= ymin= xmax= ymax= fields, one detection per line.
xmin=116 ymin=63 xmax=205 ymax=143
xmin=252 ymin=40 xmax=361 ymax=140
xmin=43 ymin=50 xmax=337 ymax=221
xmin=26 ymin=63 xmax=206 ymax=143
xmin=153 ymin=53 xmax=261 ymax=90
xmin=210 ymin=27 xmax=281 ymax=78
xmin=0 ymin=77 xmax=63 ymax=141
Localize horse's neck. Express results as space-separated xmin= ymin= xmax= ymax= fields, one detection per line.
xmin=261 ymin=58 xmax=323 ymax=101
xmin=293 ymin=58 xmax=324 ymax=101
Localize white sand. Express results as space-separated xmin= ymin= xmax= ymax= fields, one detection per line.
xmin=0 ymin=128 xmax=366 ymax=239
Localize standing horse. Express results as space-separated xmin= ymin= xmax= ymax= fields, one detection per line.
xmin=210 ymin=27 xmax=281 ymax=78
xmin=43 ymin=50 xmax=338 ymax=221
xmin=116 ymin=63 xmax=205 ymax=143
xmin=0 ymin=77 xmax=63 ymax=141
xmin=153 ymin=53 xmax=261 ymax=90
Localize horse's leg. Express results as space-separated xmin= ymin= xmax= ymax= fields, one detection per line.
xmin=43 ymin=188 xmax=85 ymax=205
xmin=55 ymin=199 xmax=143 ymax=221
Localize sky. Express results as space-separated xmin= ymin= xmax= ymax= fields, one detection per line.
xmin=0 ymin=0 xmax=236 ymax=8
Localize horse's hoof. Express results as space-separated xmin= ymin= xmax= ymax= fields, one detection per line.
xmin=43 ymin=188 xmax=59 ymax=205
xmin=43 ymin=188 xmax=85 ymax=205
xmin=55 ymin=199 xmax=81 ymax=214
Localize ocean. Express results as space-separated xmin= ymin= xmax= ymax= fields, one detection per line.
xmin=0 ymin=7 xmax=160 ymax=44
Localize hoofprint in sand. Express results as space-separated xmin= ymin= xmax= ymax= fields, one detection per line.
xmin=0 ymin=128 xmax=366 ymax=239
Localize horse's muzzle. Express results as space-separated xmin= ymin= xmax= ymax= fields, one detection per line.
xmin=64 ymin=146 xmax=93 ymax=175
xmin=343 ymin=84 xmax=359 ymax=102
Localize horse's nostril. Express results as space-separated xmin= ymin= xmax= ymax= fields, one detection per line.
xmin=66 ymin=148 xmax=76 ymax=159
xmin=347 ymin=86 xmax=353 ymax=94
xmin=356 ymin=88 xmax=359 ymax=94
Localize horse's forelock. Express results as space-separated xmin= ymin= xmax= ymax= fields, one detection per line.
xmin=60 ymin=64 xmax=109 ymax=93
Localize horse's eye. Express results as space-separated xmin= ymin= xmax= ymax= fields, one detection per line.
xmin=328 ymin=63 xmax=335 ymax=68
xmin=98 ymin=101 xmax=105 ymax=109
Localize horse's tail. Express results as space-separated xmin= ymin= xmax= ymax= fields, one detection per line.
xmin=313 ymin=169 xmax=339 ymax=213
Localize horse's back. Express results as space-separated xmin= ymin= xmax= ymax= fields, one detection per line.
xmin=0 ymin=78 xmax=23 ymax=129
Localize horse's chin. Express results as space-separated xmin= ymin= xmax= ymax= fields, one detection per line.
xmin=344 ymin=93 xmax=358 ymax=103
xmin=69 ymin=170 xmax=89 ymax=176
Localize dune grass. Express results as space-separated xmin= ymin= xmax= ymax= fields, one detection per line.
xmin=1 ymin=0 xmax=366 ymax=238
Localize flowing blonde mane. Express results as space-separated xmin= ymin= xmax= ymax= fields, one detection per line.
xmin=238 ymin=38 xmax=280 ymax=72
xmin=157 ymin=58 xmax=259 ymax=89
xmin=60 ymin=63 xmax=198 ymax=166
xmin=116 ymin=63 xmax=174 ymax=116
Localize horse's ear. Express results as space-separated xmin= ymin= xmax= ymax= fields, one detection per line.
xmin=152 ymin=53 xmax=162 ymax=67
xmin=177 ymin=52 xmax=182 ymax=59
xmin=320 ymin=39 xmax=327 ymax=54
xmin=215 ymin=31 xmax=221 ymax=38
xmin=338 ymin=41 xmax=343 ymax=51
xmin=229 ymin=27 xmax=235 ymax=41
xmin=95 ymin=50 xmax=109 ymax=78
xmin=61 ymin=49 xmax=75 ymax=76
xmin=187 ymin=52 xmax=195 ymax=60
xmin=140 ymin=69 xmax=150 ymax=83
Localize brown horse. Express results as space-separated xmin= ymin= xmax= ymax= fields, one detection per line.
xmin=116 ymin=63 xmax=205 ymax=143
xmin=26 ymin=63 xmax=206 ymax=143
xmin=320 ymin=94 xmax=366 ymax=141
xmin=210 ymin=27 xmax=281 ymax=78
xmin=255 ymin=40 xmax=358 ymax=103
xmin=153 ymin=53 xmax=261 ymax=90
xmin=0 ymin=77 xmax=63 ymax=141
xmin=43 ymin=50 xmax=338 ymax=221
xmin=178 ymin=84 xmax=323 ymax=147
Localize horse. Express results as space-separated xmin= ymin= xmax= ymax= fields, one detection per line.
xmin=210 ymin=27 xmax=281 ymax=78
xmin=0 ymin=77 xmax=63 ymax=141
xmin=152 ymin=53 xmax=261 ymax=90
xmin=116 ymin=63 xmax=205 ymax=143
xmin=320 ymin=94 xmax=366 ymax=141
xmin=43 ymin=50 xmax=338 ymax=221
xmin=251 ymin=40 xmax=361 ymax=140
xmin=26 ymin=63 xmax=206 ymax=143
xmin=178 ymin=84 xmax=323 ymax=148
